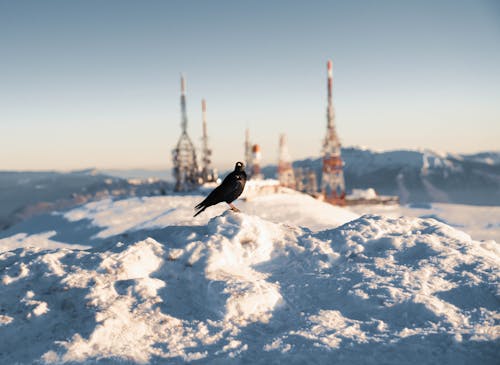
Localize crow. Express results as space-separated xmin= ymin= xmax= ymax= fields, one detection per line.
xmin=194 ymin=161 xmax=247 ymax=217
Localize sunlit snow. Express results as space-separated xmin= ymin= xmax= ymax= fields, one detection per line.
xmin=0 ymin=191 xmax=498 ymax=364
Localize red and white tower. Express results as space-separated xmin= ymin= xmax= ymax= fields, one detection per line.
xmin=321 ymin=60 xmax=346 ymax=204
xmin=277 ymin=134 xmax=296 ymax=188
xmin=251 ymin=144 xmax=263 ymax=179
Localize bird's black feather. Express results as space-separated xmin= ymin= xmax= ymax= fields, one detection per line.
xmin=194 ymin=162 xmax=247 ymax=217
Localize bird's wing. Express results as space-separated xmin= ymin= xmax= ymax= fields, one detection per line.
xmin=195 ymin=185 xmax=223 ymax=209
xmin=221 ymin=175 xmax=244 ymax=202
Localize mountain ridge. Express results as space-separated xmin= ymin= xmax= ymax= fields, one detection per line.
xmin=261 ymin=147 xmax=500 ymax=206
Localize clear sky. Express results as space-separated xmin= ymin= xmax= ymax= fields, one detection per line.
xmin=1 ymin=0 xmax=499 ymax=171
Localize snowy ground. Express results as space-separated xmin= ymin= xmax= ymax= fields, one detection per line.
xmin=348 ymin=202 xmax=500 ymax=242
xmin=0 ymin=192 xmax=499 ymax=364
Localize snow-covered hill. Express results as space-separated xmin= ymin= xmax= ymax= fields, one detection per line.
xmin=349 ymin=201 xmax=500 ymax=242
xmin=261 ymin=147 xmax=500 ymax=205
xmin=0 ymin=194 xmax=498 ymax=364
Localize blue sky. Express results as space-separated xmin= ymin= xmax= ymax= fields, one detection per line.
xmin=1 ymin=0 xmax=499 ymax=171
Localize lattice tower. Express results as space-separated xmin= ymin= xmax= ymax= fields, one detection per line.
xmin=321 ymin=60 xmax=346 ymax=204
xmin=277 ymin=134 xmax=296 ymax=188
xmin=200 ymin=99 xmax=218 ymax=183
xmin=172 ymin=75 xmax=199 ymax=191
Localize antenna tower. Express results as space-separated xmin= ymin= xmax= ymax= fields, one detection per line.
xmin=172 ymin=75 xmax=199 ymax=191
xmin=244 ymin=129 xmax=253 ymax=177
xmin=251 ymin=144 xmax=263 ymax=179
xmin=321 ymin=60 xmax=346 ymax=204
xmin=200 ymin=99 xmax=218 ymax=183
xmin=277 ymin=134 xmax=296 ymax=188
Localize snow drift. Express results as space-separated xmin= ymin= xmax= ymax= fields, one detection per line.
xmin=0 ymin=207 xmax=498 ymax=364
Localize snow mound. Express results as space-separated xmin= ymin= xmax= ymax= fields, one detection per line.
xmin=241 ymin=192 xmax=359 ymax=231
xmin=0 ymin=212 xmax=499 ymax=364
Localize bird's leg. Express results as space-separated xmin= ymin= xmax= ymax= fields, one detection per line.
xmin=229 ymin=203 xmax=241 ymax=213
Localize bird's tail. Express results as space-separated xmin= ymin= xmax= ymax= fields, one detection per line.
xmin=193 ymin=205 xmax=206 ymax=217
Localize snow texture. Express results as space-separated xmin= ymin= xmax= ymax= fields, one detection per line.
xmin=349 ymin=202 xmax=500 ymax=242
xmin=0 ymin=193 xmax=499 ymax=364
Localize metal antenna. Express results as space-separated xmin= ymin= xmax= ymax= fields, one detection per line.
xmin=172 ymin=74 xmax=200 ymax=191
xmin=321 ymin=60 xmax=346 ymax=204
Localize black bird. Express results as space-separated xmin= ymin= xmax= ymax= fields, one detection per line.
xmin=194 ymin=161 xmax=247 ymax=217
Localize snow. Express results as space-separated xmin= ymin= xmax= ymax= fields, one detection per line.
xmin=0 ymin=231 xmax=91 ymax=253
xmin=242 ymin=192 xmax=358 ymax=231
xmin=59 ymin=193 xmax=358 ymax=242
xmin=349 ymin=188 xmax=378 ymax=200
xmin=348 ymin=202 xmax=500 ymax=242
xmin=0 ymin=192 xmax=499 ymax=364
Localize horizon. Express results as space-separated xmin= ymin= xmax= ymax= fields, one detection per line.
xmin=1 ymin=145 xmax=498 ymax=174
xmin=1 ymin=0 xmax=499 ymax=171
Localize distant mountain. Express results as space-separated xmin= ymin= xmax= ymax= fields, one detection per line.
xmin=261 ymin=147 xmax=500 ymax=206
xmin=0 ymin=170 xmax=173 ymax=230
xmin=99 ymin=168 xmax=173 ymax=180
xmin=460 ymin=152 xmax=500 ymax=166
